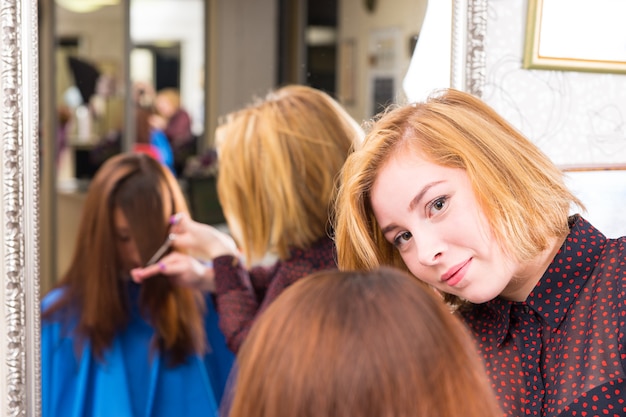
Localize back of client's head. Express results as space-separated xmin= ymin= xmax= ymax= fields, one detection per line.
xmin=228 ymin=267 xmax=502 ymax=417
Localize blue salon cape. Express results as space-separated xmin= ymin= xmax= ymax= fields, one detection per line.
xmin=41 ymin=284 xmax=235 ymax=417
xmin=150 ymin=129 xmax=175 ymax=174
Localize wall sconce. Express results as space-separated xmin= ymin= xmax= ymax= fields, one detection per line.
xmin=56 ymin=0 xmax=120 ymax=13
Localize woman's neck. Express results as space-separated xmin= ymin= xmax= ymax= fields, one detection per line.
xmin=501 ymin=232 xmax=568 ymax=302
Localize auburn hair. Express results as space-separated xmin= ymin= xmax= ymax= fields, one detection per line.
xmin=228 ymin=267 xmax=503 ymax=417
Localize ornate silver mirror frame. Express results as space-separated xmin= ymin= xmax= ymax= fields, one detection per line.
xmin=0 ymin=0 xmax=489 ymax=415
xmin=451 ymin=0 xmax=487 ymax=97
xmin=1 ymin=0 xmax=41 ymax=415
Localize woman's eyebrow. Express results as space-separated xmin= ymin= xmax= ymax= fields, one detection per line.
xmin=408 ymin=180 xmax=444 ymax=211
xmin=380 ymin=180 xmax=445 ymax=236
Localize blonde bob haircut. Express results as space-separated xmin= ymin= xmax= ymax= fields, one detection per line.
xmin=156 ymin=87 xmax=181 ymax=110
xmin=216 ymin=84 xmax=362 ymax=264
xmin=228 ymin=267 xmax=503 ymax=417
xmin=334 ymin=88 xmax=583 ymax=305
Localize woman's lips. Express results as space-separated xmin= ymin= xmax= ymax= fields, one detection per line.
xmin=441 ymin=259 xmax=471 ymax=287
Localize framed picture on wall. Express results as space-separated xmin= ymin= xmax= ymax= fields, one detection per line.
xmin=371 ymin=77 xmax=394 ymax=116
xmin=523 ymin=0 xmax=626 ymax=74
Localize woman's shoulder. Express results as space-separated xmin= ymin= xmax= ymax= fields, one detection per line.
xmin=41 ymin=287 xmax=78 ymax=329
xmin=608 ymin=234 xmax=626 ymax=249
xmin=273 ymin=237 xmax=338 ymax=283
xmin=601 ymin=235 xmax=626 ymax=282
xmin=290 ymin=236 xmax=336 ymax=263
xmin=41 ymin=287 xmax=67 ymax=312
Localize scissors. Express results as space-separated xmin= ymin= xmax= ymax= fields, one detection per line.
xmin=145 ymin=233 xmax=176 ymax=266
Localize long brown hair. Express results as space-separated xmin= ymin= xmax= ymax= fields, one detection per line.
xmin=228 ymin=267 xmax=503 ymax=417
xmin=43 ymin=153 xmax=206 ymax=365
xmin=135 ymin=105 xmax=153 ymax=144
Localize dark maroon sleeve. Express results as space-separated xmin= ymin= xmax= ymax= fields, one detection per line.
xmin=212 ymin=238 xmax=337 ymax=353
xmin=164 ymin=110 xmax=192 ymax=144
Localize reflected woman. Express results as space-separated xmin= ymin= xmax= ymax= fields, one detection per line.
xmin=41 ymin=153 xmax=234 ymax=417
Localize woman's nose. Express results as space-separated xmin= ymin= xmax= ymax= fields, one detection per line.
xmin=413 ymin=227 xmax=445 ymax=266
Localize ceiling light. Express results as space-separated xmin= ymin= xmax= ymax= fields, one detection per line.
xmin=56 ymin=0 xmax=120 ymax=14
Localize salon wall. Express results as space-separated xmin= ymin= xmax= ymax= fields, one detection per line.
xmin=481 ymin=0 xmax=626 ymax=167
xmin=56 ymin=6 xmax=125 ymax=85
xmin=338 ymin=0 xmax=428 ymax=122
xmin=210 ymin=0 xmax=277 ymax=126
xmin=57 ymin=0 xmax=427 ymax=140
xmin=57 ymin=2 xmax=207 ymax=144
xmin=211 ymin=0 xmax=427 ymax=128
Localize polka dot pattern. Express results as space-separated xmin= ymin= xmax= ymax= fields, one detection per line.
xmin=461 ymin=216 xmax=626 ymax=417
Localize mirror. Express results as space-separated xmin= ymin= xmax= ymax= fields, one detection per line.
xmin=7 ymin=0 xmax=626 ymax=413
xmin=6 ymin=0 xmax=474 ymax=414
xmin=49 ymin=2 xmax=127 ymax=294
xmin=1 ymin=0 xmax=41 ymax=414
xmin=48 ymin=0 xmax=208 ymax=292
xmin=41 ymin=0 xmax=432 ymax=290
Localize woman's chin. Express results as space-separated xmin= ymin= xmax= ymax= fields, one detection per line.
xmin=463 ymin=290 xmax=500 ymax=305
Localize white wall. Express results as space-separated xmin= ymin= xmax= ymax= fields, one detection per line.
xmin=213 ymin=0 xmax=278 ymax=117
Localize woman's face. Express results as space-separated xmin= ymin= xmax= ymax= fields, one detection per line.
xmin=155 ymin=95 xmax=176 ymax=118
xmin=114 ymin=207 xmax=142 ymax=274
xmin=370 ymin=151 xmax=520 ymax=303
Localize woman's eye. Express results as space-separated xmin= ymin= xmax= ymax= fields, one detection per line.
xmin=393 ymin=231 xmax=412 ymax=247
xmin=428 ymin=196 xmax=448 ymax=215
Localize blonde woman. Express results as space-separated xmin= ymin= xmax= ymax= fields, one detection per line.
xmin=151 ymin=87 xmax=195 ymax=173
xmin=133 ymin=85 xmax=363 ymax=353
xmin=333 ymin=88 xmax=626 ymax=416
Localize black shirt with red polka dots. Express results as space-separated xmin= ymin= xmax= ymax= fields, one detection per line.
xmin=461 ymin=215 xmax=626 ymax=417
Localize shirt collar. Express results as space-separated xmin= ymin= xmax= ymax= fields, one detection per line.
xmin=526 ymin=215 xmax=606 ymax=329
xmin=484 ymin=215 xmax=606 ymax=346
xmin=485 ymin=297 xmax=514 ymax=346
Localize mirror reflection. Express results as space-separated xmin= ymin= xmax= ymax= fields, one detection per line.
xmin=51 ymin=0 xmax=208 ymax=291
xmin=43 ymin=0 xmax=427 ymax=292
xmin=51 ymin=1 xmax=126 ymax=294
xmin=39 ymin=0 xmax=427 ymax=414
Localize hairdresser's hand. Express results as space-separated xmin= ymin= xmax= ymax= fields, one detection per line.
xmin=130 ymin=252 xmax=215 ymax=293
xmin=169 ymin=212 xmax=238 ymax=260
xmin=149 ymin=114 xmax=167 ymax=130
